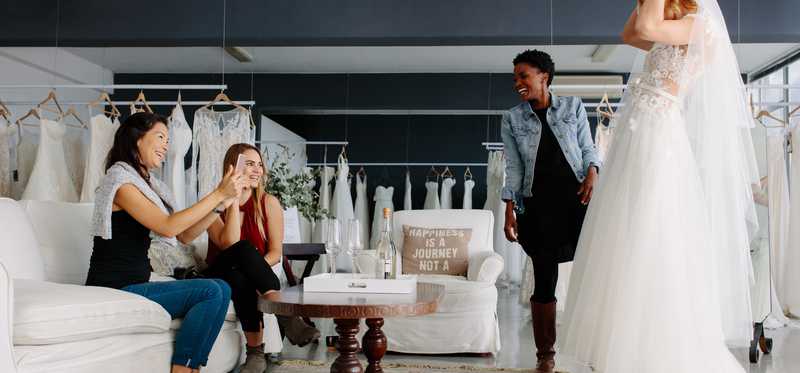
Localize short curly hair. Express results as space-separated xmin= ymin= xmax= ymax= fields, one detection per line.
xmin=513 ymin=49 xmax=555 ymax=86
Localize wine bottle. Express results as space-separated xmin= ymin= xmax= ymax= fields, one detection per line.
xmin=375 ymin=207 xmax=397 ymax=279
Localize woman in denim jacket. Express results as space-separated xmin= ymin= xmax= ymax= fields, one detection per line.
xmin=500 ymin=50 xmax=600 ymax=373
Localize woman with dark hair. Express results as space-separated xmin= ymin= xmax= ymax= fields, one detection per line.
xmin=203 ymin=143 xmax=319 ymax=373
xmin=85 ymin=112 xmax=268 ymax=373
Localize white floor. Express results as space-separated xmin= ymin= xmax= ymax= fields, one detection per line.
xmin=277 ymin=286 xmax=800 ymax=372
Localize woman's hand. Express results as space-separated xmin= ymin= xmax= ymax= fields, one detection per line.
xmin=217 ymin=165 xmax=245 ymax=199
xmin=578 ymin=167 xmax=598 ymax=205
xmin=503 ymin=201 xmax=518 ymax=242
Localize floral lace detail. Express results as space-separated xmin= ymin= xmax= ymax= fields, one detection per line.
xmin=627 ymin=42 xmax=689 ymax=114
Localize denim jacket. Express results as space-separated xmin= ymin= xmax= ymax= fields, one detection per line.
xmin=500 ymin=93 xmax=601 ymax=209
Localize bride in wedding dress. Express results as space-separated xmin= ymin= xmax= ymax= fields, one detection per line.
xmin=561 ymin=1 xmax=759 ymax=372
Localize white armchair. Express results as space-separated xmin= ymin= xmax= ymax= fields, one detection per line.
xmin=380 ymin=209 xmax=504 ymax=354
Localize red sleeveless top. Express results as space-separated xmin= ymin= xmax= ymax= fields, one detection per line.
xmin=206 ymin=194 xmax=268 ymax=265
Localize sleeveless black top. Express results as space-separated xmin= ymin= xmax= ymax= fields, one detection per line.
xmin=86 ymin=210 xmax=152 ymax=289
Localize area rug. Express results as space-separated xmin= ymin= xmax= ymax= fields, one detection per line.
xmin=267 ymin=359 xmax=569 ymax=372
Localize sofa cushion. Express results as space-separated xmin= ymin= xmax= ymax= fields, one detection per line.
xmin=0 ymin=198 xmax=46 ymax=281
xmin=419 ymin=276 xmax=497 ymax=314
xmin=401 ymin=226 xmax=472 ymax=276
xmin=14 ymin=279 xmax=171 ymax=345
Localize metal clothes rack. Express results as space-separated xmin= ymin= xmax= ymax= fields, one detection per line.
xmin=0 ymin=84 xmax=228 ymax=90
xmin=306 ymin=162 xmax=488 ymax=167
xmin=1 ymin=100 xmax=256 ymax=106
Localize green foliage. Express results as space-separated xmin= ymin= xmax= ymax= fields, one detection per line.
xmin=264 ymin=156 xmax=329 ymax=220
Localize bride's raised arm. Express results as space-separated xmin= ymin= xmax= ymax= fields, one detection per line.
xmin=621 ymin=7 xmax=654 ymax=51
xmin=633 ymin=0 xmax=695 ymax=45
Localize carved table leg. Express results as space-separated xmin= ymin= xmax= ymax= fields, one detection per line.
xmin=362 ymin=318 xmax=387 ymax=373
xmin=331 ymin=319 xmax=363 ymax=373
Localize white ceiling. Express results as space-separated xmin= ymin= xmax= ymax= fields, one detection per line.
xmin=66 ymin=44 xmax=799 ymax=75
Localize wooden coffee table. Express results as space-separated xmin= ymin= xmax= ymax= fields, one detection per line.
xmin=259 ymin=282 xmax=444 ymax=373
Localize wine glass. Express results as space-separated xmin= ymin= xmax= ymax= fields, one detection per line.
xmin=345 ymin=219 xmax=363 ymax=275
xmin=325 ymin=218 xmax=341 ymax=276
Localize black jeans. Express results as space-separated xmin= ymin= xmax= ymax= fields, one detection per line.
xmin=530 ymin=256 xmax=558 ymax=304
xmin=204 ymin=240 xmax=280 ymax=332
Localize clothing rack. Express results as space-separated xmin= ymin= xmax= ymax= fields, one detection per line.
xmin=306 ymin=162 xmax=488 ymax=167
xmin=255 ymin=140 xmax=349 ymax=145
xmin=0 ymin=100 xmax=255 ymax=106
xmin=0 ymin=84 xmax=228 ymax=90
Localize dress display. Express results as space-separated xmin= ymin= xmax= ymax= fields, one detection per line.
xmin=80 ymin=114 xmax=120 ymax=202
xmin=63 ymin=125 xmax=88 ymax=195
xmin=462 ymin=177 xmax=475 ymax=209
xmin=13 ymin=126 xmax=38 ymax=199
xmin=370 ymin=185 xmax=394 ymax=250
xmin=311 ymin=166 xmax=334 ymax=244
xmin=423 ymin=181 xmax=440 ymax=209
xmin=766 ymin=126 xmax=792 ymax=317
xmin=353 ymin=172 xmax=370 ymax=250
xmin=594 ymin=120 xmax=614 ymax=162
xmin=0 ymin=120 xmax=11 ymax=197
xmin=785 ymin=118 xmax=800 ymax=317
xmin=485 ymin=150 xmax=515 ymax=284
xmin=403 ymin=171 xmax=412 ymax=210
xmin=331 ymin=155 xmax=355 ymax=272
xmin=188 ymin=108 xmax=253 ymax=204
xmin=561 ymin=12 xmax=751 ymax=371
xmin=439 ymin=177 xmax=456 ymax=209
xmin=164 ymin=104 xmax=192 ymax=210
xmin=22 ymin=117 xmax=79 ymax=202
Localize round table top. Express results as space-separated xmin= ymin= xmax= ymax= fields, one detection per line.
xmin=258 ymin=283 xmax=445 ymax=319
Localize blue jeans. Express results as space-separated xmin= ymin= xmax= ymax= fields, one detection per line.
xmin=123 ymin=279 xmax=231 ymax=369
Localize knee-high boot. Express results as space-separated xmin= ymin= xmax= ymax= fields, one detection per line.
xmin=531 ymin=298 xmax=557 ymax=373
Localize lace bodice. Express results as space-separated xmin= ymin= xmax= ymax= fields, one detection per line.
xmin=627 ymin=43 xmax=689 ymax=113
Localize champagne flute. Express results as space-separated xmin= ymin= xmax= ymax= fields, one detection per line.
xmin=346 ymin=219 xmax=363 ymax=275
xmin=325 ymin=218 xmax=341 ymax=276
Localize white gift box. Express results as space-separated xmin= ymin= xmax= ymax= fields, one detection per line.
xmin=303 ymin=273 xmax=417 ymax=294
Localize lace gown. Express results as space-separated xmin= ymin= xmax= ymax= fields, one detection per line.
xmin=370 ymin=185 xmax=394 ymax=250
xmin=188 ymin=108 xmax=253 ymax=204
xmin=353 ymin=173 xmax=370 ymax=250
xmin=63 ymin=125 xmax=88 ymax=196
xmin=785 ymin=119 xmax=800 ymax=317
xmin=439 ymin=177 xmax=456 ymax=209
xmin=312 ymin=166 xmax=335 ymax=244
xmin=423 ymin=181 xmax=440 ymax=209
xmin=594 ymin=119 xmax=614 ymax=162
xmin=165 ymin=104 xmax=192 ymax=210
xmin=81 ymin=114 xmax=120 ymax=202
xmin=0 ymin=121 xmax=11 ymax=197
xmin=22 ymin=117 xmax=79 ymax=202
xmin=561 ymin=41 xmax=745 ymax=373
xmin=331 ymin=155 xmax=355 ymax=271
xmin=13 ymin=126 xmax=38 ymax=199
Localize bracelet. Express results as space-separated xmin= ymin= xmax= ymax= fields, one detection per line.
xmin=213 ymin=206 xmax=225 ymax=214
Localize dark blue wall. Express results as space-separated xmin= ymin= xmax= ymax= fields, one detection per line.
xmin=2 ymin=0 xmax=799 ymax=46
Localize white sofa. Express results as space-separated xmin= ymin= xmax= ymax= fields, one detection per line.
xmin=379 ymin=209 xmax=504 ymax=355
xmin=0 ymin=198 xmax=245 ymax=373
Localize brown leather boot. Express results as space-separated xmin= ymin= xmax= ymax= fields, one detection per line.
xmin=531 ymin=299 xmax=557 ymax=373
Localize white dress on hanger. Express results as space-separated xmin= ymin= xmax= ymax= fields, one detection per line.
xmin=485 ymin=150 xmax=516 ymax=285
xmin=423 ymin=181 xmax=440 ymax=209
xmin=81 ymin=114 xmax=120 ymax=202
xmin=13 ymin=126 xmax=39 ymax=199
xmin=462 ymin=178 xmax=475 ymax=209
xmin=298 ymin=167 xmax=315 ymax=243
xmin=0 ymin=120 xmax=11 ymax=197
xmin=403 ymin=171 xmax=412 ymax=210
xmin=370 ymin=185 xmax=395 ymax=250
xmin=354 ymin=173 xmax=370 ymax=250
xmin=594 ymin=120 xmax=614 ymax=162
xmin=785 ymin=118 xmax=800 ymax=317
xmin=331 ymin=155 xmax=355 ymax=272
xmin=188 ymin=108 xmax=253 ymax=204
xmin=312 ymin=166 xmax=335 ymax=244
xmin=766 ymin=126 xmax=793 ymax=316
xmin=165 ymin=104 xmax=192 ymax=210
xmin=63 ymin=124 xmax=88 ymax=195
xmin=22 ymin=117 xmax=79 ymax=202
xmin=439 ymin=177 xmax=456 ymax=209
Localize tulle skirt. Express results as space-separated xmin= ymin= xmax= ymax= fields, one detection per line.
xmin=560 ymin=95 xmax=744 ymax=373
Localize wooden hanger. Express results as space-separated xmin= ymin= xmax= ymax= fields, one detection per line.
xmin=789 ymin=105 xmax=800 ymax=118
xmin=755 ymin=109 xmax=787 ymax=125
xmin=0 ymin=99 xmax=10 ymax=120
xmin=356 ymin=166 xmax=367 ymax=177
xmin=201 ymin=90 xmax=256 ymax=128
xmin=426 ymin=166 xmax=440 ymax=182
xmin=88 ymin=91 xmax=121 ymax=118
xmin=132 ymin=90 xmax=153 ymax=113
xmin=37 ymin=90 xmax=64 ymax=115
xmin=15 ymin=108 xmax=41 ymax=126
xmin=597 ymin=92 xmax=614 ymax=122
xmin=464 ymin=167 xmax=473 ymax=181
xmin=441 ymin=166 xmax=454 ymax=179
xmin=60 ymin=107 xmax=86 ymax=128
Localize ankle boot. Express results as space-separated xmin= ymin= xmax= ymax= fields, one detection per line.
xmin=531 ymin=299 xmax=557 ymax=373
xmin=276 ymin=315 xmax=321 ymax=347
xmin=240 ymin=343 xmax=267 ymax=373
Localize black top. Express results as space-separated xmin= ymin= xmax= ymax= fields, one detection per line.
xmin=86 ymin=211 xmax=152 ymax=289
xmin=518 ymin=105 xmax=587 ymax=262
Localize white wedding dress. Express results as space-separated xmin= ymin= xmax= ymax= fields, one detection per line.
xmin=403 ymin=171 xmax=412 ymax=210
xmin=13 ymin=126 xmax=39 ymax=199
xmin=331 ymin=155 xmax=355 ymax=271
xmin=354 ymin=173 xmax=370 ymax=250
xmin=561 ymin=38 xmax=745 ymax=372
xmin=462 ymin=178 xmax=475 ymax=209
xmin=0 ymin=120 xmax=11 ymax=197
xmin=370 ymin=185 xmax=394 ymax=250
xmin=439 ymin=177 xmax=455 ymax=209
xmin=81 ymin=114 xmax=120 ymax=202
xmin=63 ymin=125 xmax=88 ymax=196
xmin=312 ymin=166 xmax=335 ymax=244
xmin=594 ymin=119 xmax=614 ymax=162
xmin=188 ymin=108 xmax=253 ymax=203
xmin=22 ymin=116 xmax=79 ymax=202
xmin=423 ymin=181 xmax=440 ymax=209
xmin=785 ymin=118 xmax=800 ymax=317
xmin=766 ymin=125 xmax=792 ymax=317
xmin=165 ymin=104 xmax=192 ymax=210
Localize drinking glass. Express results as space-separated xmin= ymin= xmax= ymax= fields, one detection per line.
xmin=325 ymin=218 xmax=341 ymax=276
xmin=345 ymin=219 xmax=363 ymax=274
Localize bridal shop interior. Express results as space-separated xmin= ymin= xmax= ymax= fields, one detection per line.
xmin=1 ymin=0 xmax=800 ymax=372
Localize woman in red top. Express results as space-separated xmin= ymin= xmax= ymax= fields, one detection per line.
xmin=204 ymin=143 xmax=319 ymax=373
